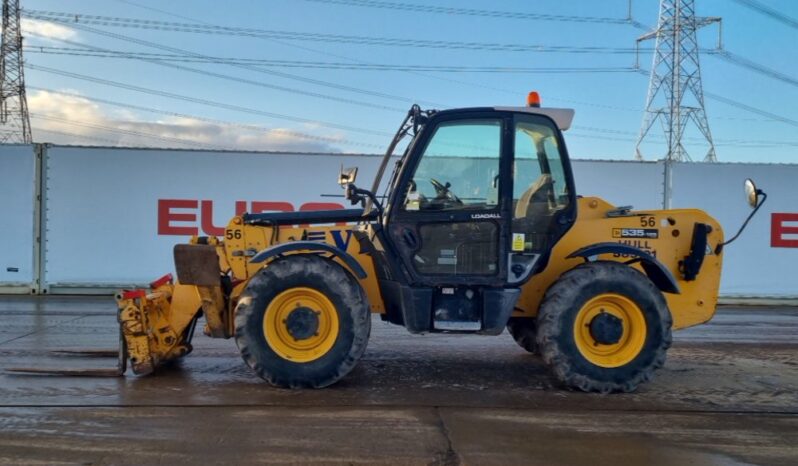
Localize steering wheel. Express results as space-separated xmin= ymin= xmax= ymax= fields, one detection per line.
xmin=429 ymin=178 xmax=463 ymax=204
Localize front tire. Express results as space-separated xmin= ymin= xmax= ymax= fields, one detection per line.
xmin=234 ymin=255 xmax=371 ymax=388
xmin=536 ymin=261 xmax=672 ymax=393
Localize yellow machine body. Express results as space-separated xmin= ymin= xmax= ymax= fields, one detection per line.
xmin=13 ymin=100 xmax=754 ymax=392
xmin=513 ymin=197 xmax=724 ymax=330
xmin=221 ymin=217 xmax=386 ymax=314
xmin=117 ymin=195 xmax=723 ymax=373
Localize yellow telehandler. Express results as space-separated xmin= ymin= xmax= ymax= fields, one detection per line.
xmin=14 ymin=93 xmax=767 ymax=393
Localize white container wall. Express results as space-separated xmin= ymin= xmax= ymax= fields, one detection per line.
xmin=5 ymin=144 xmax=796 ymax=297
xmin=670 ymin=162 xmax=798 ymax=297
xmin=42 ymin=147 xmax=382 ymax=289
xmin=572 ymin=160 xmax=665 ymax=210
xmin=0 ymin=145 xmax=36 ymax=292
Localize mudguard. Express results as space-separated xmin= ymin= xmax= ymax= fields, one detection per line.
xmin=250 ymin=241 xmax=367 ymax=279
xmin=567 ymin=242 xmax=680 ymax=294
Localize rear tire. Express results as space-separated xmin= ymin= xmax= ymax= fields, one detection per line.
xmin=506 ymin=318 xmax=538 ymax=354
xmin=536 ymin=261 xmax=672 ymax=393
xmin=234 ymin=255 xmax=371 ymax=388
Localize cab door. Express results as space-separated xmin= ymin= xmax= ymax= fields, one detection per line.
xmin=509 ymin=113 xmax=576 ymax=284
xmin=385 ymin=113 xmax=511 ymax=286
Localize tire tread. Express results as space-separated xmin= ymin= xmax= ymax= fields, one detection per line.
xmin=536 ymin=261 xmax=672 ymax=393
xmin=234 ymin=255 xmax=371 ymax=388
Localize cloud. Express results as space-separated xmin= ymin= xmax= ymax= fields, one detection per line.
xmin=22 ymin=18 xmax=76 ymax=41
xmin=28 ymin=90 xmax=345 ymax=153
xmin=29 ymin=89 xmax=104 ymax=121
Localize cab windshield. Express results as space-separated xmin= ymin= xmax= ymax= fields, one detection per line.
xmin=401 ymin=119 xmax=501 ymax=212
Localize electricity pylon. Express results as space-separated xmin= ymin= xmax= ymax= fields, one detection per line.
xmin=636 ymin=0 xmax=720 ymax=162
xmin=0 ymin=0 xmax=31 ymax=144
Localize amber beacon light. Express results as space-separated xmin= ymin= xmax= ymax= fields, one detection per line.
xmin=526 ymin=91 xmax=541 ymax=108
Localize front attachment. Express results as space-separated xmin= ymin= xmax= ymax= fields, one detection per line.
xmin=116 ymin=275 xmax=199 ymax=374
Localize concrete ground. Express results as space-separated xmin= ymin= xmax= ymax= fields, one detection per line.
xmin=0 ymin=296 xmax=796 ymax=465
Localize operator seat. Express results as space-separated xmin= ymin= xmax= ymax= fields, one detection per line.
xmin=514 ymin=174 xmax=553 ymax=219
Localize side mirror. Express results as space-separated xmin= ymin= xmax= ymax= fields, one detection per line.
xmin=744 ymin=178 xmax=759 ymax=208
xmin=718 ymin=178 xmax=767 ymax=253
xmin=338 ymin=166 xmax=358 ymax=187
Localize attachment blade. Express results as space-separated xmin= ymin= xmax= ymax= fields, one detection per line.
xmin=49 ymin=349 xmax=120 ymax=358
xmin=5 ymin=329 xmax=128 ymax=377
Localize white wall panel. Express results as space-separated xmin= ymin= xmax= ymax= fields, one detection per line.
xmin=43 ymin=147 xmax=382 ymax=287
xmin=670 ymin=162 xmax=798 ymax=297
xmin=572 ymin=160 xmax=665 ymax=210
xmin=39 ymin=146 xmax=797 ymax=297
xmin=0 ymin=145 xmax=36 ymax=291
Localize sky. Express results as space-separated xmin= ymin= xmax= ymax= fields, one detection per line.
xmin=18 ymin=0 xmax=798 ymax=163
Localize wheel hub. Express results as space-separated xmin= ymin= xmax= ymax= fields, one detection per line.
xmin=285 ymin=306 xmax=320 ymax=341
xmin=573 ymin=294 xmax=647 ymax=368
xmin=588 ymin=311 xmax=623 ymax=345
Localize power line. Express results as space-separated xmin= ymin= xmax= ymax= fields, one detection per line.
xmin=731 ymin=0 xmax=798 ymax=29
xmin=64 ymin=2 xmax=683 ymax=121
xmin=113 ymin=0 xmax=470 ymax=110
xmin=29 ymin=9 xmax=797 ymax=93
xmin=35 ymin=8 xmax=796 ymax=103
xmin=709 ymin=50 xmax=798 ymax=89
xmin=25 ymin=63 xmax=392 ymax=137
xmin=30 ymin=10 xmax=796 ymax=86
xmin=24 ymin=46 xmax=639 ymax=74
xmin=27 ymin=27 xmax=409 ymax=114
xmin=26 ymin=12 xmax=449 ymax=109
xmin=115 ymin=0 xmax=618 ymax=111
xmin=25 ymin=10 xmax=646 ymax=54
xmin=113 ymin=0 xmax=587 ymax=134
xmin=298 ymin=0 xmax=639 ymax=25
xmin=704 ymin=91 xmax=798 ymax=129
xmin=32 ymin=13 xmax=797 ymax=110
xmin=117 ymin=0 xmax=672 ymax=119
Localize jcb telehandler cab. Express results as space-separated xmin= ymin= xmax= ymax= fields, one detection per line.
xmin=12 ymin=94 xmax=766 ymax=393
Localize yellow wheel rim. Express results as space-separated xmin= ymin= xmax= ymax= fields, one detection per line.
xmin=573 ymin=293 xmax=647 ymax=368
xmin=263 ymin=287 xmax=339 ymax=363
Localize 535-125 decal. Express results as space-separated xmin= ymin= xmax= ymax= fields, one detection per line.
xmin=612 ymin=228 xmax=659 ymax=239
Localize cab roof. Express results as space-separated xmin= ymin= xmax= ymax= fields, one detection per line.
xmin=432 ymin=106 xmax=575 ymax=131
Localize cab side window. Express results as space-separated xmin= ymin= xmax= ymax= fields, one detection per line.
xmin=512 ymin=117 xmax=570 ymax=252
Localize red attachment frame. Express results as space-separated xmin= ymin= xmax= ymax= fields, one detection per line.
xmin=149 ymin=273 xmax=174 ymax=289
xmin=121 ymin=289 xmax=147 ymax=300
